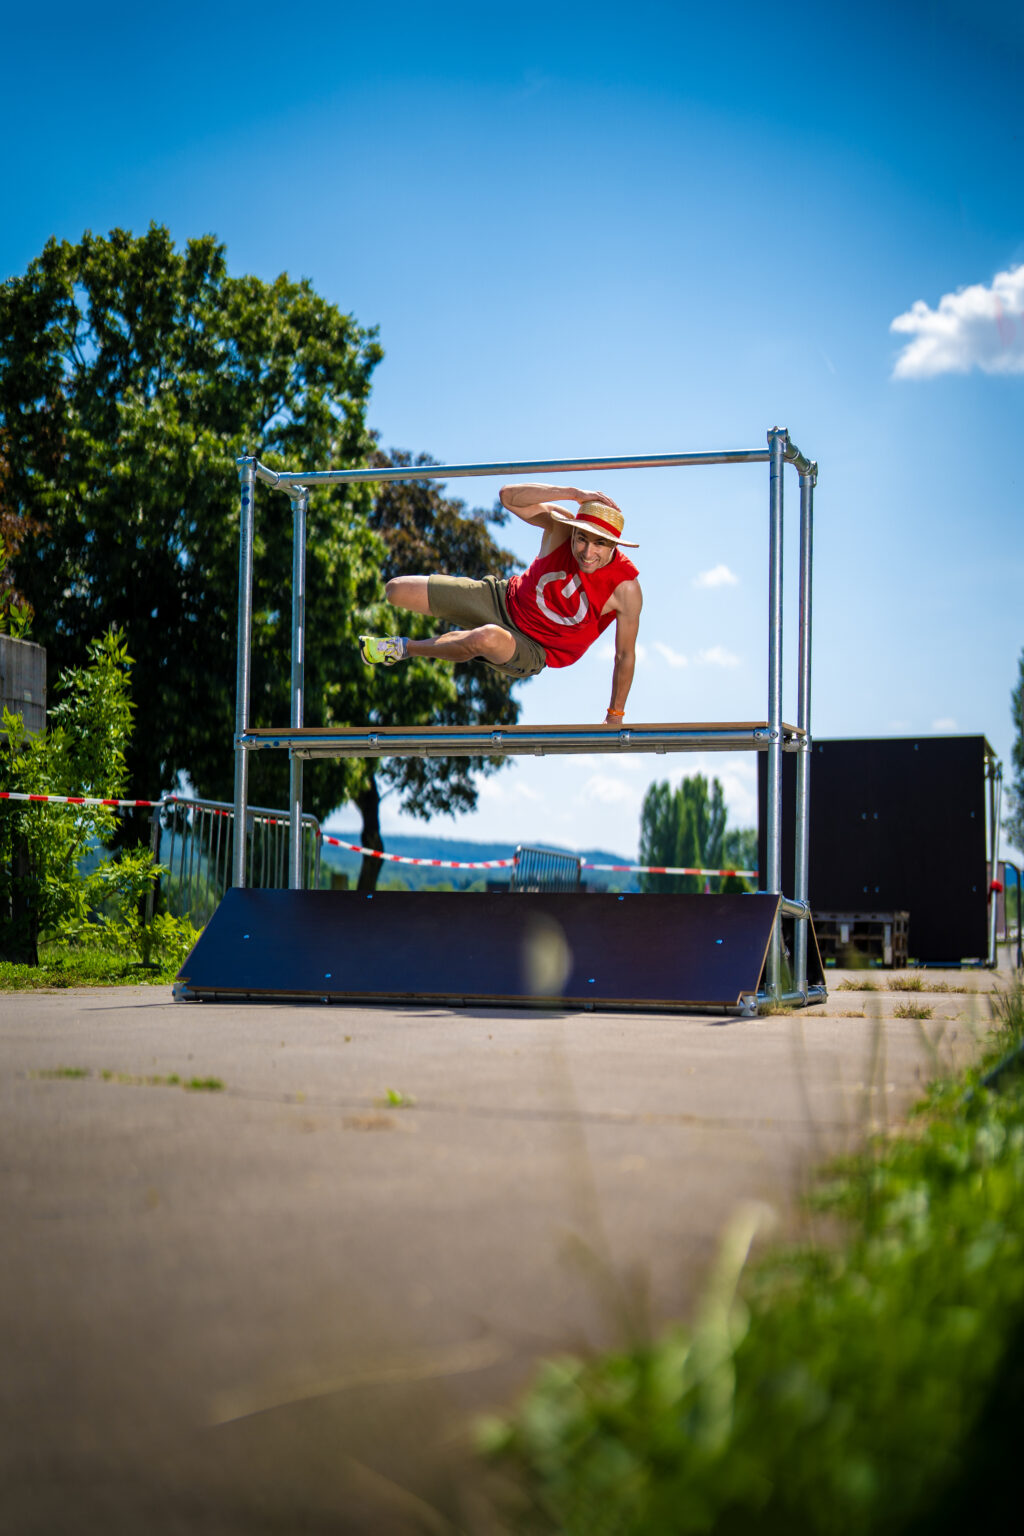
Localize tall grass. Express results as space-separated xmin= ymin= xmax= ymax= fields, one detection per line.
xmin=483 ymin=981 xmax=1024 ymax=1534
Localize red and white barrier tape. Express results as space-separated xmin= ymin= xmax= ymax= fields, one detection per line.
xmin=0 ymin=790 xmax=162 ymax=808
xmin=0 ymin=794 xmax=756 ymax=877
xmin=321 ymin=836 xmax=755 ymax=878
xmin=0 ymin=791 xmax=289 ymax=825
xmin=584 ymin=862 xmax=757 ymax=877
xmin=321 ymin=835 xmax=514 ymax=870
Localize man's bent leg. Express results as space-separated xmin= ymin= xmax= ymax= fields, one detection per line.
xmin=385 ymin=576 xmax=432 ymax=615
xmin=406 ymin=624 xmax=517 ymax=665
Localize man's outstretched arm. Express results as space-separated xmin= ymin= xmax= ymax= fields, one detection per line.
xmin=498 ymin=482 xmax=622 ymax=527
xmin=605 ymin=580 xmax=642 ymax=724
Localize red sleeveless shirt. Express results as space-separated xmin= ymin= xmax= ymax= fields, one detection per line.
xmin=506 ymin=545 xmax=640 ymax=669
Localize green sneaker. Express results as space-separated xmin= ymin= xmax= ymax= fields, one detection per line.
xmin=359 ymin=635 xmax=407 ymax=666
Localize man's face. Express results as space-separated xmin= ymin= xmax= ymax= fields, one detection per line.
xmin=571 ymin=529 xmax=616 ymax=572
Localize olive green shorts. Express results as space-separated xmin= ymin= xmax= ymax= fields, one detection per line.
xmin=426 ymin=575 xmax=547 ymax=679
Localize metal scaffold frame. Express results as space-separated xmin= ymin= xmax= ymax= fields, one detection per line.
xmin=230 ymin=427 xmax=823 ymax=1005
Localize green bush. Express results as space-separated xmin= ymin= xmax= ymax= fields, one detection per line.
xmin=0 ymin=627 xmax=173 ymax=965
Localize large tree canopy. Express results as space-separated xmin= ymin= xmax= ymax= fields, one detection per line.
xmin=0 ymin=226 xmax=527 ymax=840
xmin=0 ymin=224 xmax=388 ymax=816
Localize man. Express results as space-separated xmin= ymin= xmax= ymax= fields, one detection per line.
xmin=359 ymin=483 xmax=642 ymax=724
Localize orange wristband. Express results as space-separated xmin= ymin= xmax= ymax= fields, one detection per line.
xmin=606 ymin=708 xmax=625 ymax=717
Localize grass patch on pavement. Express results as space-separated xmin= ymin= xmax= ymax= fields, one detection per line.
xmin=482 ymin=980 xmax=1024 ymax=1534
xmin=32 ymin=1067 xmax=224 ymax=1092
xmin=377 ymin=1088 xmax=417 ymax=1108
xmin=0 ymin=948 xmax=172 ymax=990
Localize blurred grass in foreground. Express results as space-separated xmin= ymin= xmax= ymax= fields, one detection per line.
xmin=482 ymin=982 xmax=1024 ymax=1535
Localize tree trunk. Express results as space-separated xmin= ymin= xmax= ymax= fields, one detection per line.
xmin=0 ymin=834 xmax=40 ymax=964
xmin=355 ymin=776 xmax=385 ymax=894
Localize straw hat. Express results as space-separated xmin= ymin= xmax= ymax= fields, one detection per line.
xmin=548 ymin=500 xmax=639 ymax=548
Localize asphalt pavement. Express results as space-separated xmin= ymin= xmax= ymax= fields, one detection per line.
xmin=0 ymin=970 xmax=1005 ymax=1534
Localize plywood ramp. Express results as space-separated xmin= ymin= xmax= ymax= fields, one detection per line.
xmin=174 ymin=890 xmax=797 ymax=1011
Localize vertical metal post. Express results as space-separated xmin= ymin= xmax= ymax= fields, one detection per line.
xmin=289 ymin=489 xmax=308 ymax=890
xmin=213 ymin=808 xmax=225 ymax=910
xmin=176 ymin=803 xmax=188 ymax=902
xmin=766 ymin=428 xmax=787 ymax=996
xmin=232 ymin=457 xmax=257 ymax=887
xmin=988 ymin=758 xmax=1002 ymax=967
xmin=793 ymin=465 xmax=817 ymax=995
xmin=145 ymin=806 xmax=162 ymax=928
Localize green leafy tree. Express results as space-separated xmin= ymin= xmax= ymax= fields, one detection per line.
xmin=1 ymin=229 xmax=536 ymax=893
xmin=1007 ymin=646 xmax=1024 ymax=855
xmin=0 ymin=438 xmax=38 ymax=636
xmin=638 ymin=773 xmax=728 ymax=893
xmin=637 ymin=781 xmax=676 ymax=890
xmin=0 ymin=547 xmax=32 ymax=638
xmin=1 ymin=628 xmax=136 ymax=962
xmin=0 ymin=223 xmax=385 ymax=824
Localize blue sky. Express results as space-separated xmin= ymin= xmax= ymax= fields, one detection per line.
xmin=4 ymin=1 xmax=1022 ymax=862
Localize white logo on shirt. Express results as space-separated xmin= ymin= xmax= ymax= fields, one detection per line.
xmin=535 ymin=572 xmax=589 ymax=627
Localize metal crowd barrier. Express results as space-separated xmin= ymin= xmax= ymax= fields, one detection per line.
xmin=510 ymin=845 xmax=583 ymax=893
xmin=150 ymin=796 xmax=321 ymax=925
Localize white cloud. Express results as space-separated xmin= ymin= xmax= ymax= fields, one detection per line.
xmin=477 ymin=777 xmax=542 ymax=803
xmin=697 ymin=644 xmax=741 ymax=668
xmin=931 ymin=717 xmax=958 ymax=732
xmin=573 ymin=754 xmax=645 ymax=774
xmin=714 ymin=763 xmax=758 ymax=829
xmin=579 ymin=774 xmax=640 ymax=808
xmin=890 ymin=264 xmax=1024 ymax=378
xmin=653 ymin=640 xmax=688 ymax=668
xmin=693 ymin=563 xmax=739 ymax=589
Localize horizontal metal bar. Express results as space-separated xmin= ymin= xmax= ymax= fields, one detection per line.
xmin=778 ymin=896 xmax=811 ymax=920
xmin=783 ymin=440 xmax=817 ymax=479
xmin=237 ymin=722 xmax=805 ymax=761
xmin=249 ymin=447 xmax=771 ymax=493
xmin=755 ymin=984 xmax=829 ymax=1007
xmin=164 ymin=792 xmax=319 ymax=829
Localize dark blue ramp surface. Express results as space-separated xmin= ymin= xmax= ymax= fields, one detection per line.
xmin=175 ymin=890 xmax=792 ymax=1010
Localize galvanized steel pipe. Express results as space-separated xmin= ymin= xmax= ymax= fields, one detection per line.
xmin=253 ymin=448 xmax=771 ymax=492
xmin=793 ymin=466 xmax=816 ymax=991
xmin=289 ymin=490 xmax=309 ymax=890
xmin=765 ymin=429 xmax=787 ymax=995
xmin=232 ymin=457 xmax=256 ymax=888
xmin=232 ymin=433 xmax=821 ymax=1007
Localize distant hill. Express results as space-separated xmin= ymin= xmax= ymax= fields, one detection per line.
xmin=318 ymin=830 xmax=640 ymax=892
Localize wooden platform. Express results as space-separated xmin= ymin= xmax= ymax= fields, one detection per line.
xmin=238 ymin=721 xmax=805 ymax=760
